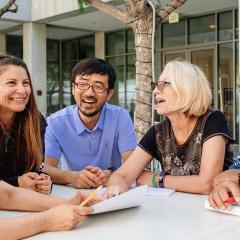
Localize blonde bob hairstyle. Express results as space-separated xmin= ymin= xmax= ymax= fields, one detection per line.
xmin=163 ymin=60 xmax=212 ymax=117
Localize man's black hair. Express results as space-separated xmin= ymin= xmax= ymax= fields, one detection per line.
xmin=71 ymin=58 xmax=116 ymax=89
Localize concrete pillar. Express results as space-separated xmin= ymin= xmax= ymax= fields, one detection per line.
xmin=0 ymin=34 xmax=6 ymax=54
xmin=23 ymin=22 xmax=47 ymax=115
xmin=95 ymin=32 xmax=105 ymax=59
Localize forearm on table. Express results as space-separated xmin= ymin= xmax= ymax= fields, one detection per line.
xmin=43 ymin=165 xmax=73 ymax=184
xmin=164 ymin=175 xmax=213 ymax=194
xmin=0 ymin=212 xmax=48 ymax=240
xmin=1 ymin=185 xmax=63 ymax=211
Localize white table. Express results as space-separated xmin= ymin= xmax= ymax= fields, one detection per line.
xmin=1 ymin=184 xmax=240 ymax=240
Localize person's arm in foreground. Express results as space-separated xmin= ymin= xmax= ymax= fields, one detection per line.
xmin=0 ymin=180 xmax=103 ymax=240
xmin=137 ymin=136 xmax=226 ymax=194
xmin=0 ymin=180 xmax=103 ymax=211
xmin=0 ymin=204 xmax=92 ymax=240
xmin=0 ymin=180 xmax=63 ymax=211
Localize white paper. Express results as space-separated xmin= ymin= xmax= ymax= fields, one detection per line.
xmin=91 ymin=185 xmax=147 ymax=214
xmin=146 ymin=187 xmax=175 ymax=197
xmin=205 ymin=200 xmax=240 ymax=216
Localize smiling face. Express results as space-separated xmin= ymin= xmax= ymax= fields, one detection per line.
xmin=72 ymin=73 xmax=113 ymax=120
xmin=153 ymin=67 xmax=178 ymax=116
xmin=0 ymin=65 xmax=31 ymax=116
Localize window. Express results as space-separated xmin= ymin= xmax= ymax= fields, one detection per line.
xmin=162 ymin=20 xmax=186 ymax=48
xmin=47 ymin=40 xmax=60 ymax=114
xmin=47 ymin=35 xmax=95 ymax=114
xmin=160 ymin=10 xmax=239 ymax=143
xmin=218 ymin=11 xmax=233 ymax=41
xmin=6 ymin=35 xmax=23 ymax=59
xmin=106 ymin=31 xmax=124 ymax=55
xmin=189 ymin=15 xmax=215 ymax=44
xmin=105 ymin=30 xmax=136 ymax=118
xmin=218 ymin=43 xmax=234 ymax=135
xmin=79 ymin=36 xmax=94 ymax=58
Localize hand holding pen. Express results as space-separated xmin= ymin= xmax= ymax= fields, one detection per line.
xmin=80 ymin=185 xmax=104 ymax=207
xmin=208 ymin=180 xmax=240 ymax=210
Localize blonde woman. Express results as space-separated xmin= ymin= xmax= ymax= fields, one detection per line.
xmin=106 ymin=60 xmax=233 ymax=196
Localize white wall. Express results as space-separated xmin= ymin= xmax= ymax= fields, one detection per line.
xmin=31 ymin=0 xmax=79 ymax=21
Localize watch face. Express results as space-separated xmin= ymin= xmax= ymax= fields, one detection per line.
xmin=158 ymin=175 xmax=164 ymax=183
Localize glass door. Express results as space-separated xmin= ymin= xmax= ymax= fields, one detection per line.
xmin=163 ymin=49 xmax=216 ymax=107
xmin=191 ymin=48 xmax=215 ymax=108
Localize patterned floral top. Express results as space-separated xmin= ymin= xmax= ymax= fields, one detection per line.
xmin=139 ymin=109 xmax=234 ymax=176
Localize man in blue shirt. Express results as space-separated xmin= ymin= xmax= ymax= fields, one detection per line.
xmin=44 ymin=58 xmax=137 ymax=188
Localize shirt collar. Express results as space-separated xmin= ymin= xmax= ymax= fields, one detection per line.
xmin=94 ymin=104 xmax=105 ymax=131
xmin=73 ymin=104 xmax=106 ymax=135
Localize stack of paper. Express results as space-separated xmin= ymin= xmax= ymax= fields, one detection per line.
xmin=92 ymin=185 xmax=147 ymax=214
xmin=205 ymin=200 xmax=240 ymax=216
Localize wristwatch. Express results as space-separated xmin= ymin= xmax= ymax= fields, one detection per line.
xmin=238 ymin=173 xmax=240 ymax=185
xmin=158 ymin=171 xmax=166 ymax=188
xmin=107 ymin=167 xmax=116 ymax=173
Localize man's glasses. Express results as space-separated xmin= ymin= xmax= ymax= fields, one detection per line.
xmin=75 ymin=82 xmax=108 ymax=93
xmin=151 ymin=81 xmax=171 ymax=91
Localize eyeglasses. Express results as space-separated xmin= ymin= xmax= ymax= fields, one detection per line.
xmin=151 ymin=81 xmax=171 ymax=91
xmin=74 ymin=82 xmax=108 ymax=93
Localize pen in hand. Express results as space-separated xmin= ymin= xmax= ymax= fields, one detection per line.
xmin=80 ymin=185 xmax=103 ymax=207
xmin=223 ymin=197 xmax=236 ymax=204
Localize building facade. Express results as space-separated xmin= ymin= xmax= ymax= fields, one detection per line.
xmin=0 ymin=0 xmax=239 ymax=143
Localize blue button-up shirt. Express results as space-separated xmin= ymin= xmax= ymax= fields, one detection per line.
xmin=45 ymin=104 xmax=137 ymax=171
